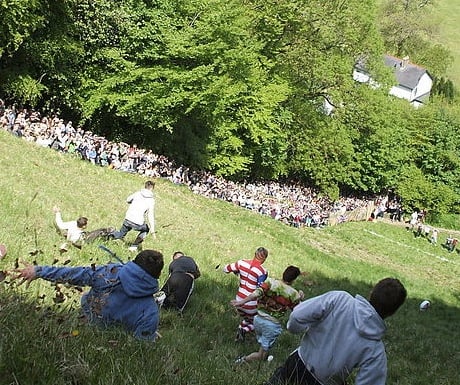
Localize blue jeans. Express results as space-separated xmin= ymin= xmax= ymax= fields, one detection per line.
xmin=112 ymin=219 xmax=149 ymax=245
xmin=254 ymin=315 xmax=282 ymax=351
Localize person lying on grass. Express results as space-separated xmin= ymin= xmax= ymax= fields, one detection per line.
xmin=13 ymin=249 xmax=164 ymax=341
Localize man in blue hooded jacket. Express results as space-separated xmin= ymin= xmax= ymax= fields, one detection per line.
xmin=14 ymin=249 xmax=164 ymax=341
xmin=264 ymin=277 xmax=407 ymax=385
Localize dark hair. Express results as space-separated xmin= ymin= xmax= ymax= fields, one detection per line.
xmin=145 ymin=180 xmax=155 ymax=189
xmin=282 ymin=266 xmax=301 ymax=283
xmin=172 ymin=251 xmax=184 ymax=259
xmin=77 ymin=217 xmax=88 ymax=229
xmin=255 ymin=247 xmax=268 ymax=261
xmin=134 ymin=250 xmax=164 ymax=278
xmin=369 ymin=278 xmax=407 ymax=319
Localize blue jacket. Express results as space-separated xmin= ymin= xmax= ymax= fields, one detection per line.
xmin=35 ymin=261 xmax=160 ymax=341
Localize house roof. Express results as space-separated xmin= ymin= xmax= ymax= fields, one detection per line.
xmin=384 ymin=55 xmax=430 ymax=90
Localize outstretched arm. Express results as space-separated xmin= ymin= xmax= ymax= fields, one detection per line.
xmin=14 ymin=262 xmax=96 ymax=288
xmin=230 ymin=287 xmax=263 ymax=307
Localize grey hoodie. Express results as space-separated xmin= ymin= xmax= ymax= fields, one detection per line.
xmin=287 ymin=291 xmax=387 ymax=385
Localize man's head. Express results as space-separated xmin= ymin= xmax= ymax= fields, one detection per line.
xmin=76 ymin=217 xmax=88 ymax=229
xmin=282 ymin=266 xmax=301 ymax=284
xmin=145 ymin=180 xmax=155 ymax=190
xmin=172 ymin=251 xmax=184 ymax=260
xmin=254 ymin=247 xmax=268 ymax=263
xmin=134 ymin=250 xmax=164 ymax=278
xmin=369 ymin=278 xmax=407 ymax=319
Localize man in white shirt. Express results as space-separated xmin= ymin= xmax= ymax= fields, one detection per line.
xmin=53 ymin=206 xmax=88 ymax=251
xmin=110 ymin=180 xmax=156 ymax=251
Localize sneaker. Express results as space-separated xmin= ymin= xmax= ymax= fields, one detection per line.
xmin=128 ymin=245 xmax=138 ymax=252
xmin=235 ymin=327 xmax=246 ymax=342
xmin=234 ymin=355 xmax=246 ymax=365
xmin=153 ymin=291 xmax=166 ymax=307
xmin=59 ymin=243 xmax=68 ymax=253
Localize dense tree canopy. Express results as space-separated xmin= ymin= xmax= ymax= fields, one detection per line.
xmin=0 ymin=0 xmax=459 ymax=213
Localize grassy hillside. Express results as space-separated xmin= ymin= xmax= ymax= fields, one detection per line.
xmin=0 ymin=131 xmax=459 ymax=385
xmin=434 ymin=1 xmax=460 ymax=85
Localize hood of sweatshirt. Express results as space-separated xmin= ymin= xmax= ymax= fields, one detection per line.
xmin=140 ymin=188 xmax=154 ymax=199
xmin=353 ymin=294 xmax=386 ymax=340
xmin=118 ymin=261 xmax=158 ymax=298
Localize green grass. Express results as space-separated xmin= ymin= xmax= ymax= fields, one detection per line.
xmin=434 ymin=1 xmax=460 ymax=86
xmin=0 ymin=131 xmax=459 ymax=385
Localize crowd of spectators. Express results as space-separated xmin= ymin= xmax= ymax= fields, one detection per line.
xmin=1 ymin=101 xmax=377 ymax=228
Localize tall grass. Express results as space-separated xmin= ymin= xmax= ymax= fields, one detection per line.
xmin=0 ymin=131 xmax=459 ymax=385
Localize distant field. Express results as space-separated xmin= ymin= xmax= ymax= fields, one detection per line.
xmin=434 ymin=0 xmax=460 ymax=85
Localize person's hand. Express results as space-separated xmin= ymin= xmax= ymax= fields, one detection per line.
xmin=299 ymin=290 xmax=305 ymax=300
xmin=230 ymin=299 xmax=244 ymax=308
xmin=52 ymin=205 xmax=60 ymax=213
xmin=11 ymin=262 xmax=37 ymax=287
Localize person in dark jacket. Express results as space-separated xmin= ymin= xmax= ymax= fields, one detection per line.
xmin=13 ymin=250 xmax=164 ymax=341
xmin=160 ymin=251 xmax=200 ymax=312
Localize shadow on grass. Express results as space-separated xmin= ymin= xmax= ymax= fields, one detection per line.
xmin=0 ymin=270 xmax=459 ymax=385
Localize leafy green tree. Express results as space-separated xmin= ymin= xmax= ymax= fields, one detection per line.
xmin=334 ymin=85 xmax=415 ymax=193
xmin=392 ymin=103 xmax=460 ymax=214
xmin=80 ymin=0 xmax=291 ymax=178
xmin=0 ymin=0 xmax=83 ymax=113
xmin=0 ymin=0 xmax=44 ymax=58
xmin=246 ymin=0 xmax=390 ymax=194
xmin=378 ymin=0 xmax=453 ymax=77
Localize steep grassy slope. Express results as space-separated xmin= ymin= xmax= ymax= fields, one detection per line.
xmin=0 ymin=131 xmax=459 ymax=385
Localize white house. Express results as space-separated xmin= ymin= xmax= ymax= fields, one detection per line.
xmin=353 ymin=54 xmax=433 ymax=107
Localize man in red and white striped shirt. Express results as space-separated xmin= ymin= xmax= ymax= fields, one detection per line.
xmin=223 ymin=247 xmax=268 ymax=341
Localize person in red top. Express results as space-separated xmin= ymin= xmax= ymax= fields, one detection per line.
xmin=223 ymin=247 xmax=269 ymax=341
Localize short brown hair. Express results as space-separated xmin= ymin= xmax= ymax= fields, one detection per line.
xmin=282 ymin=266 xmax=301 ymax=283
xmin=369 ymin=278 xmax=407 ymax=319
xmin=145 ymin=180 xmax=155 ymax=189
xmin=77 ymin=217 xmax=88 ymax=229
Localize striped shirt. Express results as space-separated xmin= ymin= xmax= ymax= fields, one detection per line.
xmin=224 ymin=258 xmax=268 ymax=316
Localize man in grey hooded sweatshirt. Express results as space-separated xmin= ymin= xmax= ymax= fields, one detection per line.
xmin=264 ymin=277 xmax=407 ymax=385
xmin=111 ymin=180 xmax=156 ymax=251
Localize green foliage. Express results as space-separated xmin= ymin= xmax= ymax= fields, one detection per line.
xmin=2 ymin=73 xmax=46 ymax=105
xmin=378 ymin=0 xmax=453 ymax=77
xmin=0 ymin=0 xmax=44 ymax=58
xmin=0 ymin=0 xmax=84 ymax=115
xmin=432 ymin=77 xmax=456 ymax=102
xmin=395 ymin=164 xmax=458 ymax=214
xmin=1 ymin=0 xmax=460 ymax=203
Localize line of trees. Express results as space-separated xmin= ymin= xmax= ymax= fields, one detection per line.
xmin=1 ymin=0 xmax=459 ymax=214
